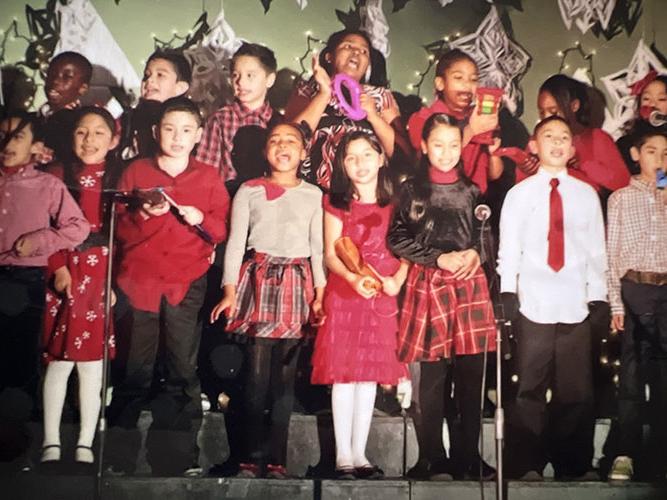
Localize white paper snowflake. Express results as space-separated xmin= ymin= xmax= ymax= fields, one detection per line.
xmin=558 ymin=0 xmax=616 ymax=34
xmin=360 ymin=0 xmax=391 ymax=58
xmin=296 ymin=0 xmax=308 ymax=9
xmin=600 ymin=39 xmax=667 ymax=139
xmin=86 ymin=255 xmax=99 ymax=267
xmin=85 ymin=310 xmax=98 ymax=322
xmin=79 ymin=175 xmax=96 ymax=188
xmin=448 ymin=7 xmax=531 ymax=115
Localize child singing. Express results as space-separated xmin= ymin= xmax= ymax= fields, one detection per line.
xmin=388 ymin=113 xmax=497 ymax=480
xmin=210 ymin=122 xmax=325 ymax=479
xmin=311 ymin=131 xmax=408 ymax=480
xmin=40 ymin=107 xmax=122 ymax=465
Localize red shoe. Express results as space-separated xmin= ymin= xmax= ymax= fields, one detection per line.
xmin=237 ymin=462 xmax=260 ymax=478
xmin=266 ymin=464 xmax=289 ymax=479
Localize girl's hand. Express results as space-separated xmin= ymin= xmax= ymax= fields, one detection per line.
xmin=349 ymin=274 xmax=378 ymax=299
xmin=467 ymin=110 xmax=498 ymax=137
xmin=310 ymin=298 xmax=326 ymax=326
xmin=142 ymin=201 xmax=170 ymax=217
xmin=488 ymin=137 xmax=502 ymax=154
xmin=518 ymin=153 xmax=540 ymax=175
xmin=312 ymin=54 xmax=332 ymax=99
xmin=437 ymin=252 xmax=464 ymax=273
xmin=178 ymin=205 xmax=204 ymax=226
xmin=54 ymin=266 xmax=73 ymax=299
xmin=453 ymin=249 xmax=480 ymax=280
xmin=380 ymin=91 xmax=401 ymax=124
xmin=611 ymin=314 xmax=624 ymax=332
xmin=210 ymin=289 xmax=237 ymax=324
xmin=14 ymin=235 xmax=35 ymax=257
xmin=379 ymin=275 xmax=402 ymax=297
xmin=360 ymin=92 xmax=378 ymax=119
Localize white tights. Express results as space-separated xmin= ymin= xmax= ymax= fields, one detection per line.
xmin=42 ymin=360 xmax=103 ymax=462
xmin=331 ymin=382 xmax=377 ymax=468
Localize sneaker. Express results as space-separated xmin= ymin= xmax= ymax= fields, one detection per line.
xmin=608 ymin=456 xmax=633 ymax=482
xmin=183 ymin=464 xmax=203 ymax=477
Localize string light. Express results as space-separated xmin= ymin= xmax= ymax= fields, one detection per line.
xmin=407 ymin=31 xmax=464 ymax=96
xmin=296 ymin=32 xmax=325 ymax=79
xmin=556 ymin=40 xmax=597 ymax=84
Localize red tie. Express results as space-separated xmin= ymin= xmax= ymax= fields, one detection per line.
xmin=548 ymin=178 xmax=564 ymax=271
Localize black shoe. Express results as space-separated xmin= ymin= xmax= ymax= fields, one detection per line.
xmin=355 ymin=464 xmax=384 ymax=480
xmin=406 ymin=459 xmax=432 ymax=480
xmin=465 ymin=461 xmax=496 ymax=481
xmin=517 ymin=470 xmax=543 ymax=482
xmin=335 ymin=466 xmax=356 ymax=480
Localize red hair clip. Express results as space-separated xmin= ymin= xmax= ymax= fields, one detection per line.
xmin=629 ymin=69 xmax=658 ymax=96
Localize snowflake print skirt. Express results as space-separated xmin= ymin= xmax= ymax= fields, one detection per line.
xmin=43 ymin=246 xmax=115 ymax=363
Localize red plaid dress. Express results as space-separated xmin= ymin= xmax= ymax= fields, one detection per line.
xmin=226 ymin=252 xmax=314 ymax=339
xmin=397 ymin=264 xmax=496 ymax=362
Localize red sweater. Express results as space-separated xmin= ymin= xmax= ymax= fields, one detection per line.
xmin=116 ymin=157 xmax=230 ymax=312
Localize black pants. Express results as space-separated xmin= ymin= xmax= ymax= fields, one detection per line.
xmin=617 ymin=280 xmax=667 ymax=475
xmin=242 ymin=338 xmax=300 ymax=467
xmin=107 ymin=275 xmax=206 ymax=474
xmin=411 ymin=353 xmax=486 ymax=474
xmin=507 ymin=314 xmax=593 ymax=477
xmin=0 ymin=266 xmax=45 ymax=413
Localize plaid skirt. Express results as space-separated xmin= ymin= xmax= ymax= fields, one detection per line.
xmin=397 ymin=264 xmax=496 ymax=362
xmin=226 ymin=252 xmax=314 ymax=339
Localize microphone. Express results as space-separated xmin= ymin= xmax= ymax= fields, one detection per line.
xmin=474 ymin=204 xmax=492 ymax=222
xmin=648 ymin=110 xmax=667 ymax=127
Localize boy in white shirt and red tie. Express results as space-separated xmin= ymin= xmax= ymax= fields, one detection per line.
xmin=498 ymin=115 xmax=608 ymax=481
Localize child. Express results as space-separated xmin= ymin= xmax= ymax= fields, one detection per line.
xmin=40 ymin=107 xmax=122 ymax=465
xmin=606 ymin=125 xmax=667 ymax=482
xmin=210 ymin=122 xmax=325 ymax=479
xmin=196 ymin=43 xmax=282 ymax=193
xmin=407 ymin=49 xmax=503 ymax=194
xmin=40 ymin=51 xmax=93 ymax=163
xmin=498 ymin=115 xmax=607 ymax=480
xmin=617 ymin=72 xmax=667 ymax=175
xmin=0 ymin=111 xmax=89 ymax=421
xmin=311 ymin=131 xmax=408 ymax=480
xmin=388 ymin=113 xmax=497 ymax=480
xmin=518 ymin=74 xmax=630 ymax=200
xmin=109 ymin=96 xmax=229 ymax=476
xmin=121 ymin=48 xmax=191 ymax=160
xmin=284 ymin=29 xmax=409 ymax=190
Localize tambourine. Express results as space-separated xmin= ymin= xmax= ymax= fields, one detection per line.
xmin=332 ymin=73 xmax=367 ymax=121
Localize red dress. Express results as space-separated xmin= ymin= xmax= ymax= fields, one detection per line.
xmin=311 ymin=197 xmax=405 ymax=385
xmin=43 ymin=162 xmax=115 ymax=362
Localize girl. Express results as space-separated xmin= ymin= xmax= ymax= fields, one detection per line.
xmin=210 ymin=122 xmax=325 ymax=479
xmin=41 ymin=107 xmax=121 ymax=464
xmin=284 ymin=29 xmax=410 ymax=190
xmin=617 ymin=72 xmax=667 ymax=175
xmin=310 ymin=131 xmax=408 ymax=480
xmin=407 ymin=49 xmax=504 ymax=194
xmin=388 ymin=113 xmax=497 ymax=480
xmin=519 ymin=74 xmax=630 ymax=201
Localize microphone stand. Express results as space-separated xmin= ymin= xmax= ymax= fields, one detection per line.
xmin=494 ymin=318 xmax=509 ymax=500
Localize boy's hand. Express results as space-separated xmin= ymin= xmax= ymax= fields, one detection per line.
xmin=310 ymin=298 xmax=325 ymax=326
xmin=54 ymin=266 xmax=73 ymax=298
xmin=437 ymin=251 xmax=464 ymax=273
xmin=178 ymin=206 xmax=204 ymax=226
xmin=611 ymin=314 xmax=624 ymax=332
xmin=453 ymin=249 xmax=480 ymax=280
xmin=312 ymin=54 xmax=331 ymax=99
xmin=468 ymin=110 xmax=498 ymax=137
xmin=14 ymin=235 xmax=35 ymax=257
xmin=210 ymin=293 xmax=237 ymax=324
xmin=142 ymin=201 xmax=170 ymax=217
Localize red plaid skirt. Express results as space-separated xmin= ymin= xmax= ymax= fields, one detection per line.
xmin=226 ymin=252 xmax=314 ymax=339
xmin=397 ymin=264 xmax=496 ymax=362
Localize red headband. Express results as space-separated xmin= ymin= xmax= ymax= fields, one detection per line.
xmin=629 ymin=69 xmax=658 ymax=96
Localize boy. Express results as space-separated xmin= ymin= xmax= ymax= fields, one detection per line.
xmin=109 ymin=97 xmax=229 ymax=476
xmin=0 ymin=111 xmax=89 ymax=425
xmin=195 ymin=43 xmax=281 ymax=193
xmin=497 ymin=115 xmax=607 ymax=480
xmin=607 ymin=126 xmax=667 ymax=482
xmin=122 ymin=48 xmax=191 ymax=160
xmin=40 ymin=51 xmax=93 ymax=163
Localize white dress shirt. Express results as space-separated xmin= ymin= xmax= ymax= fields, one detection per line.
xmin=497 ymin=168 xmax=608 ymax=324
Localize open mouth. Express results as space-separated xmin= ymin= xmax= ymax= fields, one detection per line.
xmin=47 ymin=89 xmax=61 ymax=100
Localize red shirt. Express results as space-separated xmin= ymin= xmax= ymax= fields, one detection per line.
xmin=116 ymin=157 xmax=230 ymax=312
xmin=516 ymin=128 xmax=630 ymax=192
xmin=408 ymin=99 xmax=491 ymax=193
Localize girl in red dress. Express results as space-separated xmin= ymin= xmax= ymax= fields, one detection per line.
xmin=41 ymin=107 xmax=122 ymax=465
xmin=311 ymin=131 xmax=409 ymax=479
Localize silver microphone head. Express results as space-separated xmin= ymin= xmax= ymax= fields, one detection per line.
xmin=649 ymin=110 xmax=667 ymax=127
xmin=474 ymin=204 xmax=492 ymax=222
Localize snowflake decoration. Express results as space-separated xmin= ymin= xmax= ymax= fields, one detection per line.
xmin=50 ymin=305 xmax=58 ymax=317
xmin=77 ymin=282 xmax=86 ymax=294
xmin=82 ymin=275 xmax=92 ymax=284
xmin=61 ymin=324 xmax=66 ymax=332
xmin=85 ymin=310 xmax=97 ymax=322
xmin=448 ymin=6 xmax=531 ymax=115
xmin=86 ymin=255 xmax=99 ymax=267
xmin=101 ymin=246 xmax=109 ymax=256
xmin=74 ymin=337 xmax=82 ymax=350
xmin=46 ymin=293 xmax=53 ymax=303
xmin=82 ymin=330 xmax=91 ymax=340
xmin=95 ymin=170 xmax=104 ymax=177
xmin=558 ymin=0 xmax=616 ymax=34
xmin=79 ymin=175 xmax=96 ymax=188
xmin=108 ymin=336 xmax=116 ymax=348
xmin=360 ymin=0 xmax=390 ymax=58
xmin=600 ymin=39 xmax=667 ymax=139
xmin=72 ymin=256 xmax=79 ymax=264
